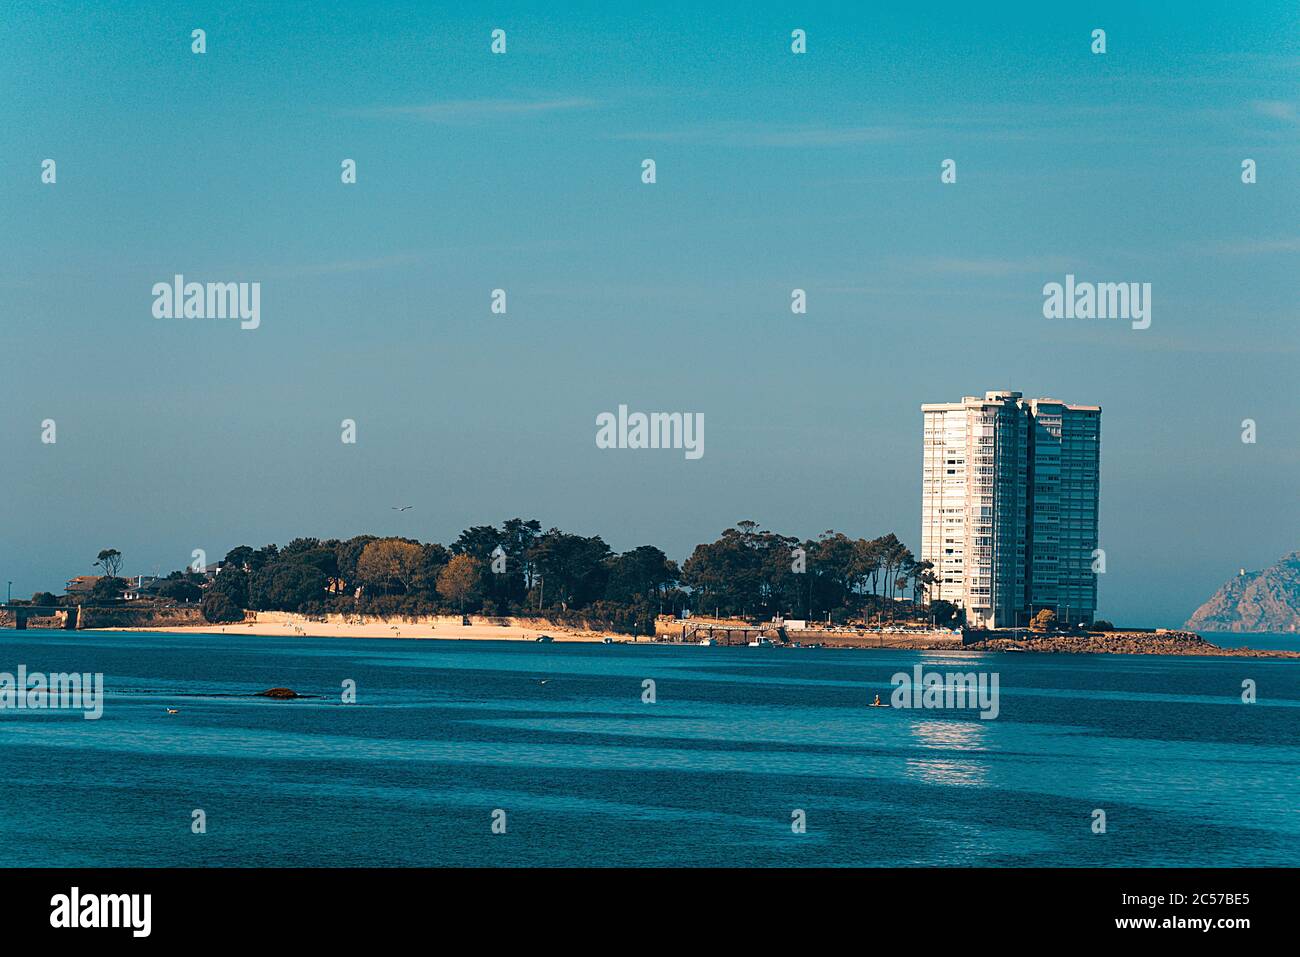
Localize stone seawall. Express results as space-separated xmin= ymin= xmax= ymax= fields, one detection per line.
xmin=0 ymin=608 xmax=74 ymax=630
xmin=659 ymin=620 xmax=963 ymax=648
xmin=793 ymin=630 xmax=963 ymax=649
xmin=75 ymin=606 xmax=208 ymax=629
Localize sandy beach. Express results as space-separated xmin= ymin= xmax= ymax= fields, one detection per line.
xmin=92 ymin=611 xmax=621 ymax=643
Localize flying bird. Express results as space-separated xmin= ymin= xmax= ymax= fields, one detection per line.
xmin=536 ymin=679 xmax=551 ymax=685
xmin=391 ymin=505 xmax=413 ymax=511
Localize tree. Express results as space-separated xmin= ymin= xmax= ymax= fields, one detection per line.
xmin=452 ymin=525 xmax=505 ymax=560
xmin=248 ymin=562 xmax=327 ymax=612
xmin=281 ymin=537 xmax=323 ymax=558
xmin=250 ymin=544 xmax=280 ymax=573
xmin=909 ymin=559 xmax=936 ymax=604
xmin=606 ymin=546 xmax=678 ymax=609
xmin=1030 ymin=608 xmax=1057 ymax=632
xmin=31 ymin=591 xmax=58 ymax=606
xmin=412 ymin=543 xmax=450 ymax=596
xmin=285 ymin=546 xmax=339 ymax=580
xmin=437 ymin=554 xmax=481 ymax=612
xmin=156 ymin=578 xmax=202 ymax=603
xmin=679 ymin=524 xmax=922 ymax=623
xmin=929 ymin=600 xmax=963 ymax=628
xmin=682 ymin=522 xmax=802 ymax=620
xmin=163 ymin=567 xmax=205 ymax=588
xmin=209 ymin=566 xmax=250 ymax=609
xmin=681 ymin=524 xmax=765 ymax=618
xmin=447 ymin=519 xmax=542 ymax=608
xmin=812 ymin=531 xmax=858 ymax=609
xmin=527 ymin=530 xmax=611 ymax=610
xmin=223 ymin=546 xmax=256 ymax=572
xmin=202 ymin=590 xmax=244 ymax=623
xmin=502 ymin=518 xmax=543 ymax=596
xmin=95 ymin=549 xmax=122 ymax=578
xmin=356 ymin=539 xmax=424 ymax=595
xmin=334 ymin=536 xmax=378 ymax=595
xmin=91 ymin=577 xmax=129 ymax=601
xmin=158 ymin=524 xmax=941 ymax=626
xmin=876 ymin=535 xmax=910 ymax=601
xmin=453 ymin=524 xmax=508 ymax=604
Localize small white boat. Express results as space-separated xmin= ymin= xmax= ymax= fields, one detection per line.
xmin=698 ymin=637 xmax=715 ymax=646
xmin=747 ymin=638 xmax=773 ymax=647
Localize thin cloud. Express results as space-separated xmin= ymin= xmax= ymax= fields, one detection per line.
xmin=263 ymin=253 xmax=430 ymax=280
xmin=1205 ymin=237 xmax=1300 ymax=256
xmin=1251 ymin=100 xmax=1299 ymax=123
xmin=264 ymin=237 xmax=595 ymax=280
xmin=905 ymin=256 xmax=1078 ymax=278
xmin=609 ymin=122 xmax=904 ymax=147
xmin=348 ymin=97 xmax=599 ymax=122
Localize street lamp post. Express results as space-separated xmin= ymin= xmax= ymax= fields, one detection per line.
xmin=5 ymin=581 xmax=11 ymax=604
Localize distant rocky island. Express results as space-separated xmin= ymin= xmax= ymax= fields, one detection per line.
xmin=1185 ymin=551 xmax=1300 ymax=634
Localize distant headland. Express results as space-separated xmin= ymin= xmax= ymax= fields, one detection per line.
xmin=1185 ymin=551 xmax=1300 ymax=634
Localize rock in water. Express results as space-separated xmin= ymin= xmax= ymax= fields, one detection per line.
xmin=1185 ymin=551 xmax=1300 ymax=633
xmin=256 ymin=687 xmax=302 ymax=699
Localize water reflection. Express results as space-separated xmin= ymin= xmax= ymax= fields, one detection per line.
xmin=904 ymin=719 xmax=990 ymax=786
xmin=904 ymin=756 xmax=989 ymax=787
xmin=910 ymin=718 xmax=987 ymax=751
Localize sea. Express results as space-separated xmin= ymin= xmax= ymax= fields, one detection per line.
xmin=0 ymin=628 xmax=1295 ymax=867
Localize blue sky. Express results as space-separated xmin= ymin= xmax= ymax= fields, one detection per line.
xmin=2 ymin=1 xmax=1297 ymax=626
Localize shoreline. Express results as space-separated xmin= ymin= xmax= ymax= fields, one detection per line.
xmin=91 ymin=620 xmax=616 ymax=643
xmin=77 ymin=621 xmax=1300 ymax=657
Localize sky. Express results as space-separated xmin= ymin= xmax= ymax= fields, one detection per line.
xmin=1 ymin=1 xmax=1297 ymax=627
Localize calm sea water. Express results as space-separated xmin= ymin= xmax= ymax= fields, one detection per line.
xmin=1203 ymin=631 xmax=1299 ymax=652
xmin=0 ymin=629 xmax=1295 ymax=867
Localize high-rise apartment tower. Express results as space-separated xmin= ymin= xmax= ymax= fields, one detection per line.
xmin=920 ymin=391 xmax=1101 ymax=629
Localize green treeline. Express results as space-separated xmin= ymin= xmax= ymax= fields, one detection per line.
xmin=82 ymin=520 xmax=959 ymax=635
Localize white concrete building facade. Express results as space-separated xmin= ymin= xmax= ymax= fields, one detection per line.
xmin=921 ymin=391 xmax=1100 ymax=629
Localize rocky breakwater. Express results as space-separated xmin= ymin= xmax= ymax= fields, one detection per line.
xmin=966 ymin=630 xmax=1300 ymax=658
